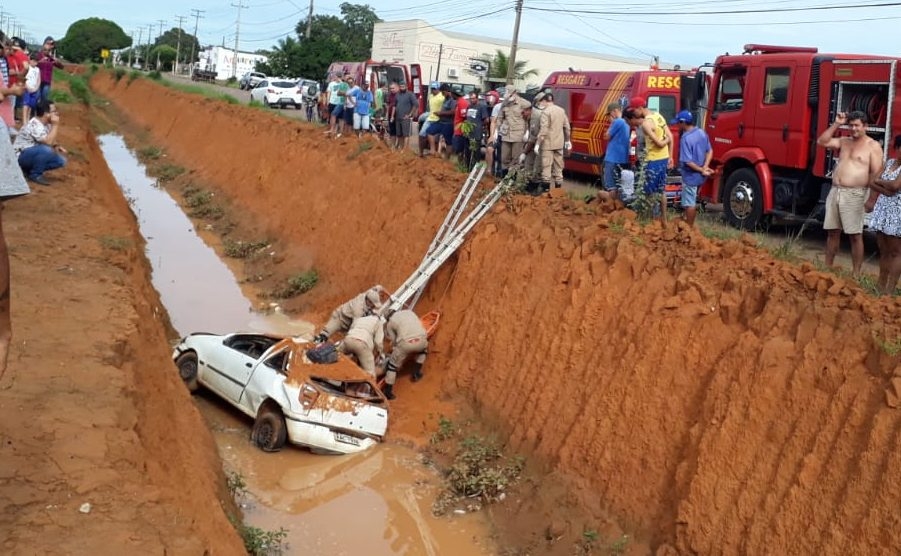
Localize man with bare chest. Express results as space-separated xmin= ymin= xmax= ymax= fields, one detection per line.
xmin=817 ymin=110 xmax=883 ymax=275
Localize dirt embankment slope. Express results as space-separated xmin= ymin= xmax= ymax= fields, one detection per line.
xmin=0 ymin=98 xmax=243 ymax=553
xmin=94 ymin=73 xmax=901 ymax=554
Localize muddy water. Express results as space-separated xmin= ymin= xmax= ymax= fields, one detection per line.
xmin=98 ymin=134 xmax=496 ymax=555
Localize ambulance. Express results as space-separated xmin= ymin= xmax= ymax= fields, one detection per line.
xmin=541 ymin=70 xmax=688 ymax=195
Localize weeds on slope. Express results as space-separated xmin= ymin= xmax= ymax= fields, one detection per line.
xmin=269 ymin=269 xmax=319 ymax=299
xmin=224 ymin=469 xmax=287 ymax=555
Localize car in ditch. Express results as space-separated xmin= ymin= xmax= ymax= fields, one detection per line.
xmin=250 ymin=78 xmax=304 ymax=109
xmin=173 ymin=333 xmax=389 ymax=455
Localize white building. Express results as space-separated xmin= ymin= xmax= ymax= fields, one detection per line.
xmin=197 ymin=46 xmax=268 ymax=80
xmin=371 ymin=20 xmax=669 ymax=91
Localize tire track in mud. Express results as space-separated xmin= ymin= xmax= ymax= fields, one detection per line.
xmin=92 ymin=72 xmax=901 ymax=555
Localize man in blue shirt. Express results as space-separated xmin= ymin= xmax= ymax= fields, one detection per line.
xmin=603 ymin=102 xmax=630 ymax=200
xmin=351 ymin=82 xmax=374 ymax=137
xmin=671 ymin=110 xmax=713 ymax=226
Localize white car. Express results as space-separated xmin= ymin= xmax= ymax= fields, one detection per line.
xmin=250 ymin=79 xmax=304 ymax=109
xmin=173 ymin=333 xmax=388 ymax=455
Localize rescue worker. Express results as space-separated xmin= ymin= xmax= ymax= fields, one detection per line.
xmin=314 ymin=285 xmax=387 ymax=343
xmin=535 ymin=92 xmax=571 ymax=192
xmin=381 ymin=309 xmax=428 ymax=400
xmin=495 ymin=87 xmax=531 ymax=176
xmin=520 ymin=92 xmax=545 ymax=190
xmin=339 ymin=314 xmax=385 ymax=376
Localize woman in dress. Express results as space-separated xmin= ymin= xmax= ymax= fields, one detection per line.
xmin=866 ymin=134 xmax=901 ymax=295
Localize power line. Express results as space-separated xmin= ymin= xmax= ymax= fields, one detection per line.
xmin=524 ymin=1 xmax=901 ymax=16
xmin=231 ymin=1 xmax=248 ymax=78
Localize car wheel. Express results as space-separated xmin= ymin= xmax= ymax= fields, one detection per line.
xmin=723 ymin=167 xmax=764 ymax=230
xmin=251 ymin=406 xmax=287 ymax=452
xmin=175 ymin=352 xmax=199 ymax=393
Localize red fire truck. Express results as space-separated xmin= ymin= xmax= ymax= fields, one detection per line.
xmin=681 ymin=44 xmax=900 ymax=229
xmin=322 ymin=60 xmax=425 ymax=117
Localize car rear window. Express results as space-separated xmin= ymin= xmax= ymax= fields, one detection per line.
xmin=272 ymin=81 xmax=296 ymax=88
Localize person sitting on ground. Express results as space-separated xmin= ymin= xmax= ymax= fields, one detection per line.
xmin=314 ymin=284 xmax=388 ymax=343
xmin=381 ymin=309 xmax=428 ymax=400
xmin=339 ymin=314 xmax=385 ymax=376
xmin=865 ymin=134 xmax=901 ymax=295
xmin=13 ymin=99 xmax=66 ymax=185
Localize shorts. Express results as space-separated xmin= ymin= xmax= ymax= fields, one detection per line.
xmin=397 ymin=118 xmax=412 ymax=137
xmin=343 ymin=107 xmax=354 ymax=125
xmin=419 ymin=118 xmax=434 ymax=137
xmin=452 ymin=135 xmax=468 ymax=153
xmin=388 ymin=119 xmax=397 ymax=136
xmin=604 ymin=161 xmax=628 ymax=191
xmin=23 ymin=91 xmax=38 ymax=109
xmin=427 ymin=122 xmax=453 ymax=145
xmin=643 ymin=158 xmax=667 ymax=194
xmin=331 ymin=104 xmax=344 ymax=118
xmin=823 ymin=186 xmax=867 ymax=234
xmin=681 ymin=183 xmax=700 ymax=208
xmin=353 ymin=112 xmax=370 ymax=131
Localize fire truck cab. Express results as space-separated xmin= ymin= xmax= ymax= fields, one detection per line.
xmin=323 ymin=60 xmax=425 ymax=116
xmin=685 ymin=44 xmax=900 ymax=229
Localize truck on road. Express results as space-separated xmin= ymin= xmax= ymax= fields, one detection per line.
xmin=682 ymin=44 xmax=900 ymax=229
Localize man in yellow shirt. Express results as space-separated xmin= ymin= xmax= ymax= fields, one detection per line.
xmin=628 ymin=96 xmax=673 ymax=220
xmin=418 ymin=81 xmax=444 ymax=156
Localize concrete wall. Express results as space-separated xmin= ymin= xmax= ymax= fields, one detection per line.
xmin=371 ymin=19 xmax=654 ymax=91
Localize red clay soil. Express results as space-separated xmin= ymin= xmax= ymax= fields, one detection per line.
xmin=0 ymin=98 xmax=243 ymax=554
xmin=93 ymin=73 xmax=901 ymax=555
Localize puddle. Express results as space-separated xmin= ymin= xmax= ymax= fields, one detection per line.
xmin=98 ymin=134 xmax=496 ymax=555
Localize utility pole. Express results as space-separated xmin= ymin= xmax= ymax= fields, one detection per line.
xmin=145 ymin=24 xmax=154 ymax=70
xmin=189 ymin=8 xmax=205 ymax=72
xmin=305 ymin=0 xmax=313 ymax=39
xmin=231 ymin=1 xmax=247 ymax=80
xmin=505 ymin=0 xmax=524 ymax=86
xmin=128 ymin=30 xmax=135 ymax=68
xmin=173 ymin=15 xmax=186 ymax=74
xmin=155 ymin=19 xmax=167 ymax=70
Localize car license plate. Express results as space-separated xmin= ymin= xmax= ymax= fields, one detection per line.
xmin=334 ymin=432 xmax=360 ymax=446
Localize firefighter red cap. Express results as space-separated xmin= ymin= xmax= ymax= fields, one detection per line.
xmin=628 ymin=96 xmax=646 ymax=109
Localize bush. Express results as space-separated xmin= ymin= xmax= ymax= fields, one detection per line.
xmin=49 ymin=89 xmax=73 ymax=104
xmin=128 ymin=70 xmax=141 ymax=83
xmin=68 ymin=76 xmax=91 ymax=104
xmin=270 ymin=269 xmax=319 ymax=298
xmin=223 ymin=239 xmax=269 ymax=259
xmin=148 ymin=70 xmax=162 ymax=81
xmin=114 ymin=67 xmax=126 ymax=81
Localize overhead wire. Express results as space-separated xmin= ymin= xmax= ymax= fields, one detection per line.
xmin=523 ymin=1 xmax=901 ymax=16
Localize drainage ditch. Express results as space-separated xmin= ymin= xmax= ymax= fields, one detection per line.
xmin=97 ymin=133 xmax=496 ymax=555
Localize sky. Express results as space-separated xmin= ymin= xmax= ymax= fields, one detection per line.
xmin=13 ymin=0 xmax=901 ymax=68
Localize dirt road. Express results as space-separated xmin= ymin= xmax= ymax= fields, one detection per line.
xmin=0 ymin=98 xmax=243 ymax=553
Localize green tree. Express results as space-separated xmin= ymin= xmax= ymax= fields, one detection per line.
xmin=58 ymin=18 xmax=131 ymax=63
xmin=153 ymin=27 xmax=201 ymax=64
xmin=150 ymin=45 xmax=178 ymax=71
xmin=487 ymin=49 xmax=539 ymax=82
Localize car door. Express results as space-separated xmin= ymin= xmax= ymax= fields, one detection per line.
xmin=252 ymin=81 xmax=268 ymax=103
xmin=239 ymin=345 xmax=291 ymax=415
xmin=751 ymin=62 xmax=801 ymax=169
xmin=203 ymin=335 xmax=267 ymax=404
xmin=708 ymin=65 xmax=751 ymax=162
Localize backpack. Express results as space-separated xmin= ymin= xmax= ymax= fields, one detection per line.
xmin=306 ymin=342 xmax=338 ymax=364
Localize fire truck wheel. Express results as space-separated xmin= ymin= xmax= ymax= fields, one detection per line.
xmin=723 ymin=168 xmax=763 ymax=230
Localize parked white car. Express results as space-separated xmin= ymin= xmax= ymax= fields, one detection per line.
xmin=250 ymin=79 xmax=304 ymax=109
xmin=173 ymin=333 xmax=388 ymax=455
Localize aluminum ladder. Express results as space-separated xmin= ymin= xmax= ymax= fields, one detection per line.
xmin=385 ymin=169 xmax=512 ymax=313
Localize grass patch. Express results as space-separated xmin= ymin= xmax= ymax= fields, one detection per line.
xmin=184 ymin=188 xmax=213 ymax=208
xmin=114 ymin=67 xmax=127 ymax=81
xmin=270 ymin=269 xmax=319 ymax=299
xmin=225 ymin=470 xmax=287 ymax=555
xmin=128 ymin=70 xmax=141 ymax=83
xmin=138 ymin=145 xmax=163 ymax=160
xmin=192 ymin=204 xmax=225 ymax=219
xmin=428 ymin=422 xmax=525 ymax=516
xmin=182 ymin=186 xmax=225 ymax=219
xmin=226 ymin=471 xmax=247 ymax=498
xmin=698 ymin=221 xmax=742 ymax=241
xmin=99 ymin=235 xmax=131 ymax=251
xmin=148 ymin=70 xmax=162 ymax=81
xmin=155 ymin=163 xmax=186 ymax=182
xmin=858 ymin=274 xmax=881 ymax=296
xmin=874 ymin=333 xmax=901 ymax=356
xmin=223 ymin=239 xmax=269 ymax=259
xmin=49 ymin=89 xmax=73 ymax=104
xmin=609 ymin=217 xmax=625 ymax=234
xmin=67 ymin=76 xmax=91 ymax=104
xmin=346 ymin=141 xmax=374 ymax=160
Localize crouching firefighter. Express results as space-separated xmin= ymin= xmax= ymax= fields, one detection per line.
xmin=339 ymin=314 xmax=385 ymax=376
xmin=381 ymin=309 xmax=428 ymax=400
xmin=314 ymin=285 xmax=387 ymax=343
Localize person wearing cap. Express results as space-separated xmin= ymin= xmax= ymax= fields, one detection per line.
xmin=36 ymin=37 xmax=63 ymax=104
xmin=351 ymin=80 xmax=374 ymax=137
xmin=418 ymin=81 xmax=444 ymax=154
xmin=314 ymin=285 xmax=388 ymax=343
xmin=7 ymin=38 xmax=28 ymax=123
xmin=535 ymin=92 xmax=571 ymax=191
xmin=672 ymin=110 xmax=712 ymax=226
xmin=628 ymin=96 xmax=673 ymax=220
xmin=427 ymin=84 xmax=456 ymax=158
xmin=496 ymin=87 xmax=531 ymax=176
xmin=603 ymin=102 xmax=630 ymax=200
xmin=450 ymin=86 xmax=469 ymax=159
xmin=339 ymin=314 xmax=385 ymax=377
xmin=381 ymin=309 xmax=429 ymax=400
xmin=520 ymin=92 xmax=545 ymax=184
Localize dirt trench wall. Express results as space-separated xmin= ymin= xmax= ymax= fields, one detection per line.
xmin=94 ymin=74 xmax=901 ymax=554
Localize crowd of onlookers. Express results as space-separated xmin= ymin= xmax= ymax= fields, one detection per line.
xmin=0 ymin=33 xmax=67 ymax=186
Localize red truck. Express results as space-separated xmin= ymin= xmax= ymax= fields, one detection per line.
xmin=681 ymin=44 xmax=900 ymax=229
xmin=323 ymin=60 xmax=425 ymax=117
